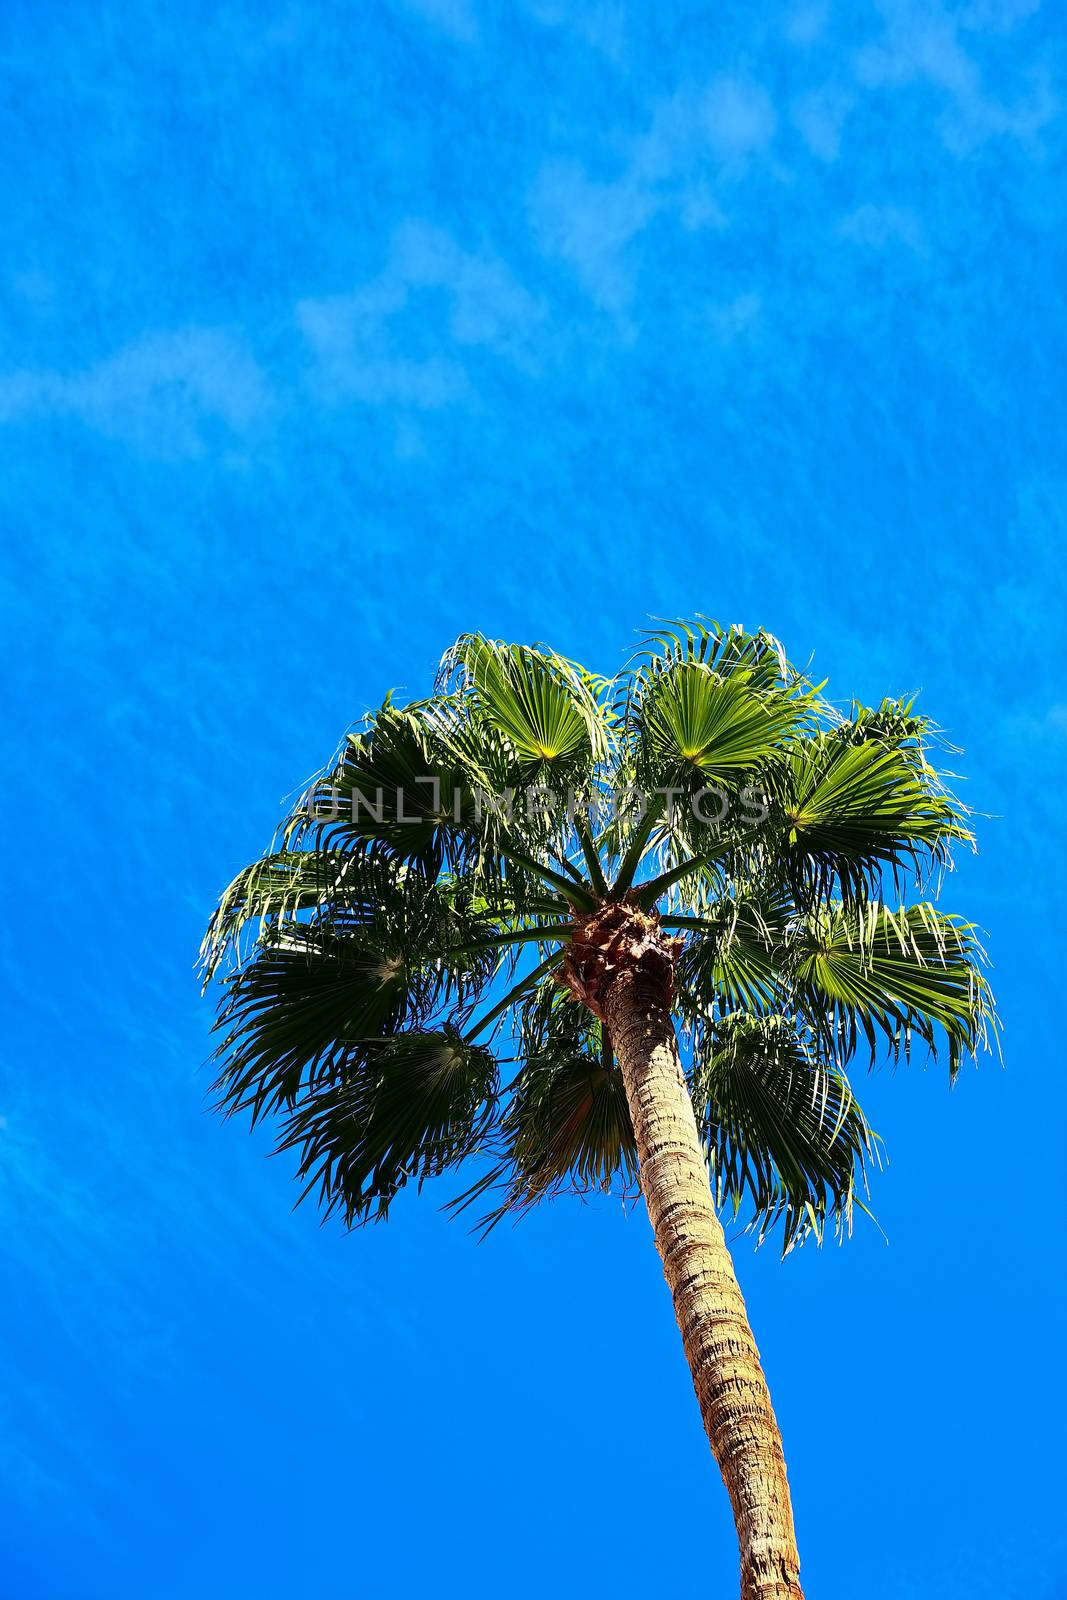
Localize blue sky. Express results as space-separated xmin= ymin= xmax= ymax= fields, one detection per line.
xmin=2 ymin=1 xmax=1066 ymax=1596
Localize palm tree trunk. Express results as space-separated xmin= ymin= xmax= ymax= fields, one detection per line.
xmin=604 ymin=965 xmax=804 ymax=1600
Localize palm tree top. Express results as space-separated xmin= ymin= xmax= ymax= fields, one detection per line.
xmin=201 ymin=619 xmax=997 ymax=1250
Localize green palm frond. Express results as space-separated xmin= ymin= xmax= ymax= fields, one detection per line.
xmin=210 ymin=864 xmax=510 ymax=1122
xmin=277 ymin=1030 xmax=500 ymax=1224
xmin=638 ymin=661 xmax=802 ymax=774
xmin=773 ymin=736 xmax=972 ymax=906
xmin=622 ymin=617 xmax=798 ymax=697
xmin=793 ymin=901 xmax=997 ymax=1076
xmin=497 ymin=1023 xmax=635 ymax=1215
xmin=833 ymin=695 xmax=951 ymax=760
xmin=213 ymin=936 xmax=419 ymax=1126
xmin=201 ymin=848 xmax=404 ymax=984
xmin=694 ymin=1013 xmax=879 ymax=1251
xmin=203 ymin=620 xmax=996 ymax=1248
xmin=440 ymin=633 xmax=613 ymax=774
xmin=456 ymin=984 xmax=636 ymax=1230
xmin=674 ymin=893 xmax=791 ymax=1018
xmin=282 ymin=701 xmax=463 ymax=869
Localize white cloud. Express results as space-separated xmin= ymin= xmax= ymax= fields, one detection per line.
xmin=529 ymin=76 xmax=773 ymax=307
xmin=857 ymin=10 xmax=974 ymax=94
xmin=941 ymin=66 xmax=1057 ymax=154
xmin=294 ymin=318 xmax=470 ymax=409
xmin=297 ymin=220 xmax=544 ymax=403
xmin=0 ymin=328 xmax=272 ymax=460
xmin=839 ymin=203 xmax=927 ymax=252
xmin=856 ymin=0 xmax=1059 ymax=154
xmin=999 ymin=700 xmax=1067 ymax=762
xmin=388 ymin=221 xmax=543 ymax=353
xmin=527 ymin=160 xmax=659 ymax=310
xmin=0 ymin=230 xmax=542 ymax=448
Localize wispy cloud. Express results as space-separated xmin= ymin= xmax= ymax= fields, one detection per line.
xmin=855 ymin=0 xmax=1058 ymax=155
xmin=297 ymin=220 xmax=545 ymax=406
xmin=528 ymin=76 xmax=773 ymax=308
xmin=782 ymin=0 xmax=1058 ymax=167
xmin=958 ymin=0 xmax=1042 ymax=26
xmin=0 ymin=328 xmax=272 ymax=460
xmin=295 ymin=318 xmax=470 ymax=410
xmin=0 ymin=226 xmax=546 ymax=458
xmin=528 ymin=160 xmax=660 ymax=311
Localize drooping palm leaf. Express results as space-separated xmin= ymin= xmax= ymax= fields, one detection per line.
xmin=201 ymin=848 xmax=403 ymax=983
xmin=496 ymin=1020 xmax=635 ymax=1214
xmin=793 ymin=901 xmax=997 ymax=1076
xmin=277 ymin=1030 xmax=500 ymax=1224
xmin=210 ymin=863 xmax=508 ymax=1123
xmin=673 ymin=892 xmax=791 ymax=1019
xmin=693 ymin=1012 xmax=879 ymax=1251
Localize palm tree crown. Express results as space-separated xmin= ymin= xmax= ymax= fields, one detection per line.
xmin=201 ymin=621 xmax=997 ymax=1249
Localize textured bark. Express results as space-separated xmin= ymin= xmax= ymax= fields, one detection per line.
xmin=595 ymin=927 xmax=804 ymax=1600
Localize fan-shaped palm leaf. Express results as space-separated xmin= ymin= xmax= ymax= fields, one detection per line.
xmin=793 ymin=901 xmax=996 ymax=1075
xmin=773 ymin=736 xmax=972 ymax=905
xmin=277 ymin=1030 xmax=500 ymax=1224
xmin=693 ymin=1012 xmax=879 ymax=1251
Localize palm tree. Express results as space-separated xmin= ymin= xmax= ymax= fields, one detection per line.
xmin=201 ymin=621 xmax=996 ymax=1600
